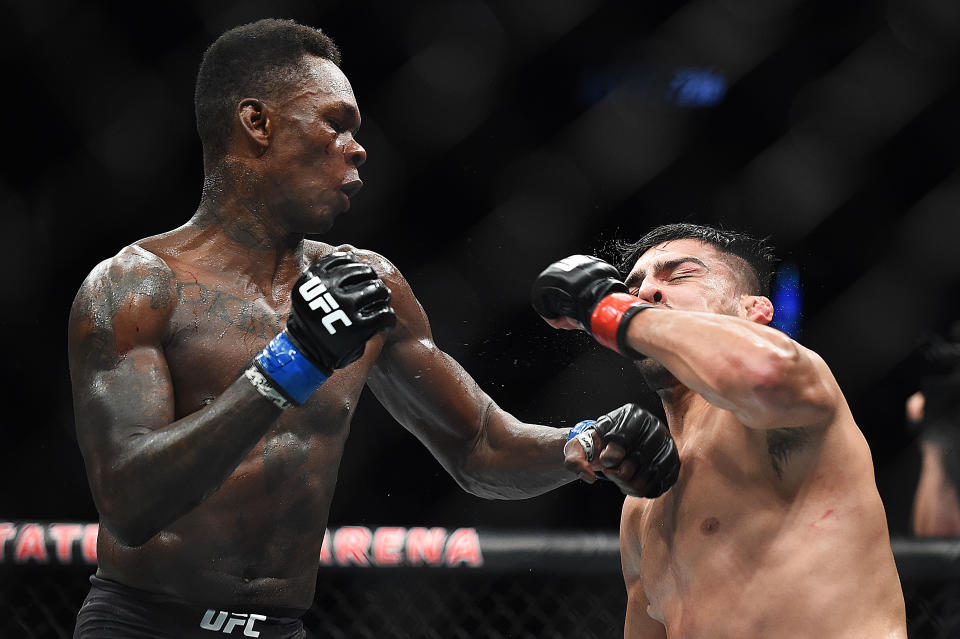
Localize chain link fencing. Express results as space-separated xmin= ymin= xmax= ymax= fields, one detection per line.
xmin=1 ymin=525 xmax=958 ymax=638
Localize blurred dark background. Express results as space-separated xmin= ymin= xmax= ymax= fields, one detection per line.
xmin=2 ymin=0 xmax=959 ymax=537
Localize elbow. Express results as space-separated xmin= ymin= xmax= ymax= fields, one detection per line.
xmin=737 ymin=343 xmax=834 ymax=427
xmin=90 ymin=476 xmax=161 ymax=547
xmin=738 ymin=334 xmax=807 ymax=396
xmin=109 ymin=524 xmax=157 ymax=548
xmin=448 ymin=464 xmax=513 ymax=500
xmin=95 ymin=500 xmax=159 ymax=547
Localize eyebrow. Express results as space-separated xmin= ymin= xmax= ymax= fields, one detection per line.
xmin=625 ymin=256 xmax=708 ymax=288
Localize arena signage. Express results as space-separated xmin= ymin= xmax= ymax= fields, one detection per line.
xmin=0 ymin=523 xmax=483 ymax=568
xmin=0 ymin=522 xmax=98 ymax=565
xmin=319 ymin=526 xmax=483 ymax=568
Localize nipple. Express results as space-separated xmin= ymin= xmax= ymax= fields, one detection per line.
xmin=700 ymin=517 xmax=720 ymax=535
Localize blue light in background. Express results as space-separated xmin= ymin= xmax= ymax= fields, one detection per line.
xmin=770 ymin=261 xmax=802 ymax=339
xmin=668 ymin=68 xmax=727 ymax=107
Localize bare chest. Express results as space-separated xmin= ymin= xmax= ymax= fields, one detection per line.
xmin=162 ymin=274 xmax=374 ymax=429
xmin=634 ymin=423 xmax=791 ymax=602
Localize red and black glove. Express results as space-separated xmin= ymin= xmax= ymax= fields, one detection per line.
xmin=531 ymin=255 xmax=654 ymax=358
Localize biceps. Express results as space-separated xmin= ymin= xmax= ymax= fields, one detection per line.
xmin=74 ymin=345 xmax=175 ymax=454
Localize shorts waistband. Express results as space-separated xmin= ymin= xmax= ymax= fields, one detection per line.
xmin=89 ymin=575 xmax=308 ymax=619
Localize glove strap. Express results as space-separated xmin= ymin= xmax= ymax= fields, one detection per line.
xmin=568 ymin=419 xmax=598 ymax=462
xmin=249 ymin=331 xmax=329 ymax=407
xmin=589 ymin=294 xmax=656 ymax=358
xmin=567 ymin=419 xmax=597 ymax=441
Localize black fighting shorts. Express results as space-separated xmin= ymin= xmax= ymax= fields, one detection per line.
xmin=74 ymin=576 xmax=309 ymax=638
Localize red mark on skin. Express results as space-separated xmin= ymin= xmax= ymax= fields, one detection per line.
xmin=184 ymin=270 xmax=198 ymax=283
xmin=810 ymin=509 xmax=837 ymax=530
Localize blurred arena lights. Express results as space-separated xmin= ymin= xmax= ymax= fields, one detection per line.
xmin=667 ymin=67 xmax=727 ymax=107
xmin=770 ymin=261 xmax=802 ymax=339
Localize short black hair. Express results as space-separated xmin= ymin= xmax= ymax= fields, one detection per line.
xmin=613 ymin=223 xmax=777 ymax=296
xmin=195 ymin=18 xmax=342 ymax=162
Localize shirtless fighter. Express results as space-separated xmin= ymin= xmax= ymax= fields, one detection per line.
xmin=67 ymin=19 xmax=679 ymax=639
xmin=532 ymin=223 xmax=907 ymax=638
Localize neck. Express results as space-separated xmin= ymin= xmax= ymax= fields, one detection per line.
xmin=637 ymin=359 xmax=700 ymax=438
xmin=193 ymin=159 xmax=302 ymax=251
xmin=189 ymin=159 xmax=307 ymax=294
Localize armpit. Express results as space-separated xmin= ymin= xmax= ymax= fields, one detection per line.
xmin=766 ymin=426 xmax=813 ymax=480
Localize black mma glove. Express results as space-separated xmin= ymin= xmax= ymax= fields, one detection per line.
xmin=245 ymin=252 xmax=396 ymax=408
xmin=569 ymin=403 xmax=680 ymax=498
xmin=531 ymin=255 xmax=654 ymax=358
xmin=285 ymin=252 xmax=396 ymax=372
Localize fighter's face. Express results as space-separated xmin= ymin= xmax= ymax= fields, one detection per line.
xmin=624 ymin=239 xmax=750 ymax=389
xmin=260 ymin=56 xmax=366 ymax=234
xmin=624 ymin=238 xmax=744 ymax=316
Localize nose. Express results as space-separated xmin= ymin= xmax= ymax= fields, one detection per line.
xmin=346 ymin=138 xmax=366 ymax=168
xmin=635 ymin=281 xmax=664 ymax=305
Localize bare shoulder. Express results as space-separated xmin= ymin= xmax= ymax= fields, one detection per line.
xmin=69 ymin=243 xmax=177 ymax=351
xmin=299 ymin=240 xmax=401 ymax=279
xmin=797 ymin=342 xmax=837 ymax=378
xmin=338 ymin=243 xmax=405 ymax=281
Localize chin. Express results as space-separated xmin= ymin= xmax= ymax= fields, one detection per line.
xmin=298 ymin=209 xmax=337 ymax=235
xmin=634 ymin=357 xmax=680 ymax=392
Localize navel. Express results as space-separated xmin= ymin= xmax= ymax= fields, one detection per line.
xmin=700 ymin=517 xmax=720 ymax=535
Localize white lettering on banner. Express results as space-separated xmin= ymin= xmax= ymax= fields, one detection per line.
xmin=200 ymin=610 xmax=266 ymax=636
xmin=318 ymin=526 xmax=483 ymax=567
xmin=0 ymin=523 xmax=483 ymax=568
xmin=0 ymin=523 xmax=16 ymax=561
xmin=0 ymin=523 xmax=99 ymax=565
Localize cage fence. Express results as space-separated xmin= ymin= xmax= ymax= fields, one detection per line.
xmin=0 ymin=523 xmax=957 ymax=638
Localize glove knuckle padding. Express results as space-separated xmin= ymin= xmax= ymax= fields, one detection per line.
xmin=531 ymin=255 xmax=628 ymax=329
xmin=316 ymin=252 xmax=354 ymax=273
xmin=531 ymin=285 xmax=575 ymax=319
xmin=287 ymin=253 xmax=395 ymax=371
xmin=337 ymin=265 xmax=377 ymax=289
xmin=594 ymin=403 xmax=679 ymax=497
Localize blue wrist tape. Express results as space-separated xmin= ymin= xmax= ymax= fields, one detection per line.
xmin=568 ymin=419 xmax=597 ymax=441
xmin=254 ymin=331 xmax=328 ymax=405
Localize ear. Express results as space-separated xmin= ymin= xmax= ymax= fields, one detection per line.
xmin=741 ymin=294 xmax=774 ymax=325
xmin=236 ymin=98 xmax=271 ymax=154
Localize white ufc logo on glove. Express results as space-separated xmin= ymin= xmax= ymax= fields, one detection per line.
xmin=555 ymin=255 xmax=595 ymax=272
xmin=199 ymin=609 xmax=266 ymax=636
xmin=299 ymin=276 xmax=353 ymax=334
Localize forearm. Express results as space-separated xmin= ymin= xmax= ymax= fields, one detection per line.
xmin=457 ymin=408 xmax=573 ymax=499
xmin=87 ymin=377 xmax=281 ymax=545
xmin=623 ymin=308 xmax=831 ymax=427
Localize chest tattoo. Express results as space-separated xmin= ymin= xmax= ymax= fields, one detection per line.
xmin=176 ymin=281 xmax=284 ymax=339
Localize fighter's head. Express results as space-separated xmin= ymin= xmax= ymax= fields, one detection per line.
xmin=195 ymin=19 xmax=365 ymax=233
xmin=615 ymin=224 xmax=777 ymax=388
xmin=617 ymin=223 xmax=776 ymax=319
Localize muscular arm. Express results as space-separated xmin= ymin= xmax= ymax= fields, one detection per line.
xmin=364 ymin=255 xmax=572 ymax=499
xmin=622 ymin=308 xmax=837 ymax=429
xmin=68 ymin=247 xmax=282 ymax=546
